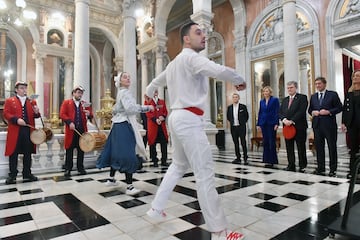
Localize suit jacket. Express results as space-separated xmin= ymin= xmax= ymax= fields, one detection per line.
xmin=60 ymin=99 xmax=93 ymax=149
xmin=342 ymin=91 xmax=357 ymax=128
xmin=226 ymin=103 xmax=249 ymax=127
xmin=308 ymin=90 xmax=342 ymax=129
xmin=145 ymin=98 xmax=169 ymax=145
xmin=3 ymin=96 xmax=40 ymax=156
xmin=257 ymin=96 xmax=280 ymax=127
xmin=279 ymin=93 xmax=308 ymax=130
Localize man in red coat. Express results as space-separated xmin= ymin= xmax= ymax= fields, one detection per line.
xmin=60 ymin=86 xmax=93 ymax=177
xmin=146 ymin=90 xmax=169 ymax=167
xmin=3 ymin=81 xmax=41 ymax=184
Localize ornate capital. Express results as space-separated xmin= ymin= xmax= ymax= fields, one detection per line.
xmin=123 ymin=0 xmax=136 ymax=16
xmin=63 ymin=57 xmax=74 ymax=65
xmin=155 ymin=46 xmax=165 ymax=59
xmin=113 ymin=57 xmax=123 ymax=71
xmin=32 ymin=50 xmax=46 ymax=63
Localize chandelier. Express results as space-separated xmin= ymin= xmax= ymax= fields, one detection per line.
xmin=0 ymin=0 xmax=37 ymax=29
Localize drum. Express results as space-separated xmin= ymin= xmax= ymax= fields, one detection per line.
xmin=30 ymin=128 xmax=54 ymax=145
xmin=43 ymin=127 xmax=54 ymax=142
xmin=30 ymin=129 xmax=45 ymax=145
xmin=79 ymin=132 xmax=107 ymax=153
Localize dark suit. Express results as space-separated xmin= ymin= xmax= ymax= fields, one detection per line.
xmin=279 ymin=93 xmax=308 ymax=171
xmin=257 ymin=96 xmax=279 ymax=164
xmin=227 ymin=103 xmax=249 ymax=161
xmin=308 ymin=90 xmax=342 ymax=173
xmin=342 ymin=91 xmax=360 ymax=173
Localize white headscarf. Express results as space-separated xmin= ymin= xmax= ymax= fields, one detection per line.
xmin=114 ymin=72 xmax=122 ymax=88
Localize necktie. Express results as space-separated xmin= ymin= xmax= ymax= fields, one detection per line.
xmin=288 ymin=97 xmax=293 ymax=108
xmin=319 ymin=92 xmax=323 ymax=105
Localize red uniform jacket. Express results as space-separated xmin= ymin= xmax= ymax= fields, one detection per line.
xmin=3 ymin=96 xmax=40 ymax=156
xmin=60 ymin=99 xmax=93 ymax=149
xmin=145 ymin=98 xmax=169 ymax=145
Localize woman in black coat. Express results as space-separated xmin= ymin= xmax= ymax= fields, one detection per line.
xmin=341 ymin=69 xmax=360 ymax=178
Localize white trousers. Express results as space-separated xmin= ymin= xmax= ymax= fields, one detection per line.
xmin=151 ymin=109 xmax=228 ymax=232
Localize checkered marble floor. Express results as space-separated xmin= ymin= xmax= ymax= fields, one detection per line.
xmin=0 ymin=149 xmax=359 ymax=240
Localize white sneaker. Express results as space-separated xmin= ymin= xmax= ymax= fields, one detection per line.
xmin=125 ymin=185 xmax=141 ymax=195
xmin=105 ymin=179 xmax=119 ymax=186
xmin=212 ymin=230 xmax=245 ymax=240
xmin=146 ymin=208 xmax=167 ymax=221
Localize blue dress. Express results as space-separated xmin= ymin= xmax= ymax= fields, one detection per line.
xmin=257 ymin=96 xmax=279 ymax=164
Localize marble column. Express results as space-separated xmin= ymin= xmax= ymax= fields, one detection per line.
xmin=270 ymin=59 xmax=279 ymax=97
xmin=64 ymin=57 xmax=74 ymax=99
xmin=155 ymin=46 xmax=165 ymax=99
xmin=140 ymin=53 xmax=148 ymax=101
xmin=283 ymin=0 xmax=299 ymax=84
xmin=299 ymin=58 xmax=309 ymax=95
xmin=123 ymin=1 xmax=137 ymax=98
xmin=74 ymin=0 xmax=90 ymax=101
xmin=52 ymin=59 xmax=59 ymax=114
xmin=113 ymin=57 xmax=123 ymax=80
xmin=32 ymin=52 xmax=45 ymax=117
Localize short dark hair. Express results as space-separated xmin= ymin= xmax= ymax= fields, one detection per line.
xmin=179 ymin=21 xmax=198 ymax=45
xmin=315 ymin=77 xmax=327 ymax=84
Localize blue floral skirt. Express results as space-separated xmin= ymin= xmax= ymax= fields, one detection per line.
xmin=96 ymin=122 xmax=141 ymax=173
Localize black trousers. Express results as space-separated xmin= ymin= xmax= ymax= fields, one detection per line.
xmin=9 ymin=126 xmax=33 ymax=178
xmin=110 ymin=167 xmax=133 ymax=184
xmin=285 ymin=128 xmax=307 ymax=170
xmin=230 ymin=125 xmax=247 ymax=160
xmin=65 ymin=134 xmax=85 ymax=171
xmin=314 ymin=124 xmax=338 ymax=172
xmin=150 ymin=127 xmax=168 ymax=163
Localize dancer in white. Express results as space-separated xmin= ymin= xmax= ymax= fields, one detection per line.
xmin=146 ymin=21 xmax=246 ymax=240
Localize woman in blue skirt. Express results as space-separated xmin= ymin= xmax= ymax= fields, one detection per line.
xmin=96 ymin=72 xmax=154 ymax=195
xmin=256 ymin=86 xmax=280 ymax=167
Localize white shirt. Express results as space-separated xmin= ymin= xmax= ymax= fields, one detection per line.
xmin=112 ymin=87 xmax=150 ymax=123
xmin=17 ymin=95 xmax=26 ymax=106
xmin=318 ymin=91 xmax=325 ymax=99
xmin=146 ymin=48 xmax=245 ymax=112
xmin=233 ymin=103 xmax=240 ymax=126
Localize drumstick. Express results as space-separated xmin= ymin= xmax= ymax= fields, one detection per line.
xmin=25 ymin=124 xmax=37 ymax=130
xmin=73 ymin=128 xmax=83 ymax=137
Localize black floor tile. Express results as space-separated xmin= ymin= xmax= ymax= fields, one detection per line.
xmin=249 ymin=192 xmax=277 ymax=200
xmin=267 ymin=180 xmax=289 ymax=185
xmin=145 ymin=178 xmax=165 ymax=186
xmin=0 ymin=201 xmax=26 ymax=210
xmin=0 ymin=188 xmax=17 ymax=194
xmin=235 ymin=170 xmax=251 ymax=174
xmin=270 ymin=227 xmax=322 ymax=240
xmin=180 ymin=211 xmax=205 ymax=226
xmin=39 ymin=222 xmax=79 ymax=239
xmin=184 ymin=201 xmax=201 ymax=211
xmin=2 ymin=230 xmax=43 ymax=240
xmin=282 ymin=193 xmax=309 ymax=201
xmin=100 ymin=190 xmax=124 ymax=198
xmin=293 ymin=180 xmax=315 ymax=185
xmin=117 ymin=199 xmax=146 ymax=209
xmin=289 ymin=219 xmax=330 ymax=239
xmin=0 ymin=213 xmax=33 ymax=226
xmin=75 ymin=178 xmax=93 ymax=182
xmin=319 ymin=180 xmax=343 ymax=185
xmin=175 ymin=227 xmax=211 ymax=240
xmin=256 ymin=170 xmax=274 ymax=175
xmin=255 ymin=201 xmax=287 ymax=212
xmin=19 ymin=189 xmax=43 ymax=195
xmin=174 ymin=185 xmax=197 ymax=198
